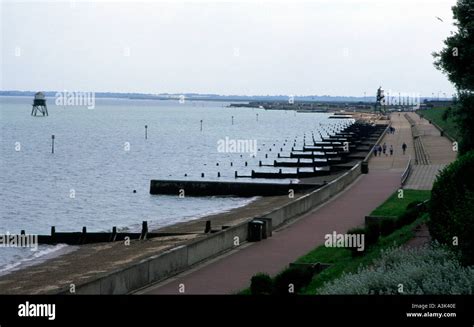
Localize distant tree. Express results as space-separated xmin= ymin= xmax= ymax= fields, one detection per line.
xmin=433 ymin=0 xmax=474 ymax=153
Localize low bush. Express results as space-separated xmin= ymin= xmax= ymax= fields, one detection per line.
xmin=396 ymin=201 xmax=426 ymax=228
xmin=380 ymin=217 xmax=397 ymax=236
xmin=318 ymin=243 xmax=474 ymax=295
xmin=273 ymin=266 xmax=314 ymax=295
xmin=250 ymin=273 xmax=273 ymax=295
xmin=365 ymin=222 xmax=380 ymax=246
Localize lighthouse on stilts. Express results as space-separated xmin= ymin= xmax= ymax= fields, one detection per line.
xmin=31 ymin=92 xmax=48 ymax=116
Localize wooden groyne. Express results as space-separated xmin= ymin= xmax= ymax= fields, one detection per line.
xmin=34 ymin=221 xmax=196 ymax=245
xmin=150 ymin=180 xmax=319 ymax=196
xmin=247 ymin=122 xmax=386 ymax=179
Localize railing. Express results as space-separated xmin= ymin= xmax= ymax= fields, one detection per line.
xmin=401 ymin=155 xmax=412 ymax=187
xmin=405 ymin=113 xmax=430 ymax=165
xmin=364 ymin=122 xmax=391 ymax=162
xmin=415 ymin=136 xmax=430 ymax=165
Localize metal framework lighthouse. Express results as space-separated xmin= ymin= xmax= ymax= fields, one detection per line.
xmin=375 ymin=86 xmax=385 ymax=114
xmin=31 ymin=92 xmax=48 ymax=116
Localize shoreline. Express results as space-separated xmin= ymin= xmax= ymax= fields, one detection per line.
xmin=0 ymin=195 xmax=261 ymax=278
xmin=0 ymin=244 xmax=78 ymax=277
xmin=0 ymin=193 xmax=307 ymax=294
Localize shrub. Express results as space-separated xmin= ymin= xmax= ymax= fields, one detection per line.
xmin=380 ymin=217 xmax=396 ymax=236
xmin=406 ymin=200 xmax=423 ymax=211
xmin=441 ymin=107 xmax=452 ymax=121
xmin=397 ymin=201 xmax=426 ymax=228
xmin=273 ymin=266 xmax=314 ymax=295
xmin=445 ymin=191 xmax=474 ymax=265
xmin=429 ymin=150 xmax=474 ymax=265
xmin=365 ymin=222 xmax=380 ymax=246
xmin=250 ymin=273 xmax=273 ymax=295
xmin=319 ymin=243 xmax=474 ymax=295
xmin=396 ymin=212 xmax=410 ymax=229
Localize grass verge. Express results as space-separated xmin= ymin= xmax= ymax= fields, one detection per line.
xmin=370 ymin=189 xmax=430 ymax=217
xmin=419 ymin=107 xmax=460 ymax=141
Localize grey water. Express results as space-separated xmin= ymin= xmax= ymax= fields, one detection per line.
xmin=0 ymin=96 xmax=351 ymax=273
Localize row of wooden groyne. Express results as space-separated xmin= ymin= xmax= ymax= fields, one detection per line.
xmin=150 ymin=121 xmax=387 ymax=196
xmin=29 ymin=120 xmax=387 ymax=246
xmin=245 ymin=122 xmax=383 ymax=178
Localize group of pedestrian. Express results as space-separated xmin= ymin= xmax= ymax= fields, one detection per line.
xmin=373 ymin=142 xmax=394 ymax=157
xmin=388 ymin=126 xmax=396 ymax=134
xmin=373 ymin=142 xmax=408 ymax=156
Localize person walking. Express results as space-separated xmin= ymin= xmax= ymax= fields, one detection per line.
xmin=373 ymin=146 xmax=378 ymax=156
xmin=390 ymin=145 xmax=393 ymax=156
xmin=383 ymin=143 xmax=387 ymax=156
xmin=402 ymin=142 xmax=407 ymax=155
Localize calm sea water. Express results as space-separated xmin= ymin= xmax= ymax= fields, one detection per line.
xmin=0 ymin=96 xmax=350 ymax=272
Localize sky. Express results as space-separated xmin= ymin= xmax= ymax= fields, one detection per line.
xmin=0 ymin=0 xmax=458 ymax=97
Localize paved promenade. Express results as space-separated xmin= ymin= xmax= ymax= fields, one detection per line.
xmin=403 ymin=112 xmax=457 ymax=190
xmin=404 ymin=164 xmax=447 ymax=190
xmin=369 ymin=113 xmax=414 ymax=171
xmin=406 ymin=112 xmax=456 ymax=165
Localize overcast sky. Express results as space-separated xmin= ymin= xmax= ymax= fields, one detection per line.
xmin=1 ymin=0 xmax=457 ymax=97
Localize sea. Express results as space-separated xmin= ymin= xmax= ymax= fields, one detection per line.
xmin=0 ymin=96 xmax=351 ymax=274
